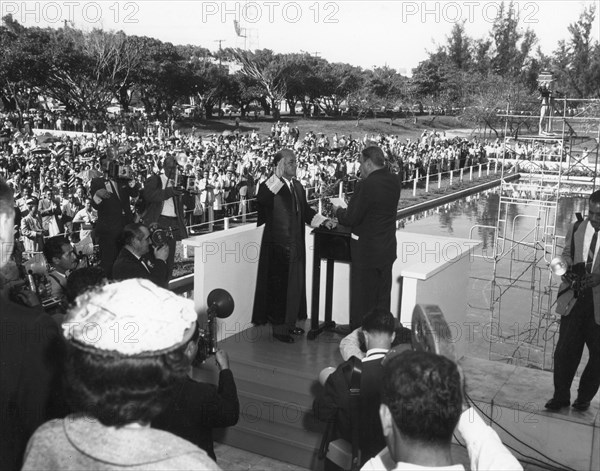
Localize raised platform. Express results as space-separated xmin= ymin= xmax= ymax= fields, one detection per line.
xmin=196 ymin=321 xmax=600 ymax=470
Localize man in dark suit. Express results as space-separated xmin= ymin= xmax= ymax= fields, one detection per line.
xmin=90 ymin=161 xmax=139 ymax=277
xmin=142 ymin=155 xmax=192 ymax=279
xmin=252 ymin=148 xmax=335 ymax=343
xmin=112 ymin=223 xmax=169 ymax=288
xmin=153 ymin=344 xmax=239 ymax=462
xmin=333 ymin=146 xmax=401 ymax=330
xmin=313 ymin=308 xmax=396 ymax=470
xmin=0 ymin=178 xmax=66 ymax=471
xmin=548 ymin=190 xmax=600 ymax=412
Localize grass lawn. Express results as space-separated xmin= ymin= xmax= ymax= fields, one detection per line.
xmin=176 ymin=114 xmax=475 ymax=141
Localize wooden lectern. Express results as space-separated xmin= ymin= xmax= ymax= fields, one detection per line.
xmin=308 ymin=225 xmax=352 ymax=340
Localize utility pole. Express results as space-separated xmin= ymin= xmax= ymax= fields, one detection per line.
xmin=214 ymin=39 xmax=226 ymax=116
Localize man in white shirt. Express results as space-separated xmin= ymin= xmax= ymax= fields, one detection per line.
xmin=141 ymin=155 xmax=189 ymax=279
xmin=550 ymin=190 xmax=600 ymax=412
xmin=361 ymin=351 xmax=522 ymax=471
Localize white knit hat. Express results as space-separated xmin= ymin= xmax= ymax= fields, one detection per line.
xmin=63 ymin=278 xmax=197 ymax=356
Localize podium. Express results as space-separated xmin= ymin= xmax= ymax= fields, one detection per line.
xmin=307 ymin=225 xmax=352 ymax=340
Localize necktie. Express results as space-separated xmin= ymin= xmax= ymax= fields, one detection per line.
xmin=140 ymin=258 xmax=151 ymax=273
xmin=109 ymin=180 xmax=120 ymax=200
xmin=289 ymin=180 xmax=299 ymax=214
xmin=587 ymin=229 xmax=599 ymax=273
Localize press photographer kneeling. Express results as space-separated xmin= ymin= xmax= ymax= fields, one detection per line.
xmin=112 ymin=222 xmax=169 ymax=288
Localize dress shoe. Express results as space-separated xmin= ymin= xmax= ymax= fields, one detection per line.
xmin=572 ymin=399 xmax=591 ymax=411
xmin=544 ymin=398 xmax=570 ymax=411
xmin=332 ymin=324 xmax=352 ymax=336
xmin=273 ymin=333 xmax=295 ymax=343
xmin=289 ymin=327 xmax=305 ymax=335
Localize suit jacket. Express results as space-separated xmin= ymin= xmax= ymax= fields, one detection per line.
xmin=152 ymin=370 xmax=239 ymax=461
xmin=112 ymin=247 xmax=168 ymax=288
xmin=90 ymin=177 xmax=138 ymax=236
xmin=336 ymin=168 xmax=401 ymax=269
xmin=20 ymin=213 xmax=44 ymax=252
xmin=141 ymin=174 xmax=191 ymax=241
xmin=0 ymin=296 xmax=67 ymax=471
xmin=313 ymin=355 xmax=386 ymax=463
xmin=556 ymin=219 xmax=600 ymax=324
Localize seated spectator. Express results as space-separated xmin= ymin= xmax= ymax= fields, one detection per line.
xmin=361 ymin=351 xmax=522 ymax=471
xmin=22 ymin=278 xmax=221 ymax=471
xmin=43 ymin=236 xmax=78 ymax=302
xmin=314 ymin=308 xmax=397 ymax=470
xmin=153 ymin=345 xmax=239 ymax=461
xmin=112 ymin=223 xmax=168 ymax=288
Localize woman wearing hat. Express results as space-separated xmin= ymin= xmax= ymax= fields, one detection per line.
xmin=22 ymin=279 xmax=222 ymax=471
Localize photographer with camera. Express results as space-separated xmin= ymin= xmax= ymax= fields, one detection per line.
xmin=90 ymin=159 xmax=139 ymax=277
xmin=141 ymin=155 xmax=192 ymax=279
xmin=112 ymin=222 xmax=169 ymax=288
xmin=548 ymin=190 xmax=600 ymax=412
xmin=153 ymin=344 xmax=239 ymax=462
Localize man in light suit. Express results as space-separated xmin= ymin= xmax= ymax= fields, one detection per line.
xmin=548 ymin=190 xmax=600 ymax=412
xmin=333 ymin=146 xmax=401 ymax=330
xmin=252 ymin=149 xmax=335 ymax=343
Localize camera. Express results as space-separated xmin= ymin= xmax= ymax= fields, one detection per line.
xmin=565 ymin=262 xmax=587 ymax=298
xmin=147 ymin=222 xmax=174 ymax=248
xmin=108 ymin=161 xmax=133 ymax=180
xmin=175 ymin=174 xmax=197 ymax=193
xmin=193 ymin=289 xmax=235 ymax=365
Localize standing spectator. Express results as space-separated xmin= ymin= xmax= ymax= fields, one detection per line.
xmin=72 ymin=198 xmax=97 ymax=241
xmin=20 ymin=198 xmax=45 ymax=252
xmin=38 ymin=187 xmax=63 ymax=236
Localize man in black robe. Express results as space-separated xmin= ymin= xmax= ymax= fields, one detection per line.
xmin=252 ymin=149 xmax=335 ymax=343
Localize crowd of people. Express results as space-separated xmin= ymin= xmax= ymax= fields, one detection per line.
xmin=0 ymin=106 xmax=556 ymax=471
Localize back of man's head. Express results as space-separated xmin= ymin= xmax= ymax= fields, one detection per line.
xmin=381 ymin=350 xmax=462 ymax=446
xmin=362 ymin=308 xmax=395 ymax=335
xmin=361 ymin=146 xmax=386 ymax=168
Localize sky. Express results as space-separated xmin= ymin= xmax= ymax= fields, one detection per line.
xmin=2 ymin=0 xmax=599 ymax=74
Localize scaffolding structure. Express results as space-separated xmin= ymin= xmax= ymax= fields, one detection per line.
xmin=479 ymin=97 xmax=600 ymax=370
